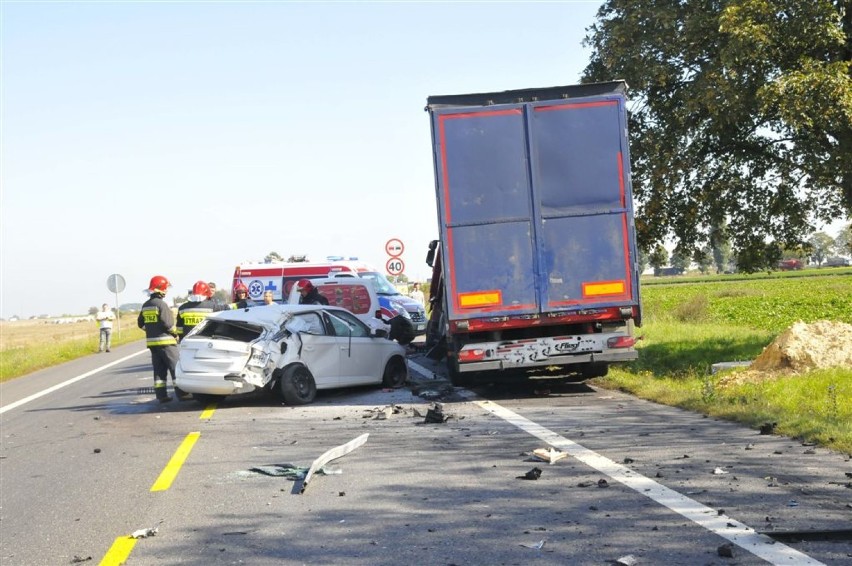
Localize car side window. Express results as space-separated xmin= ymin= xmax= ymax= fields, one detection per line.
xmin=326 ymin=310 xmax=370 ymax=338
xmin=293 ymin=312 xmax=325 ymax=335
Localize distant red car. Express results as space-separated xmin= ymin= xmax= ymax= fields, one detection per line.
xmin=778 ymin=259 xmax=804 ymax=270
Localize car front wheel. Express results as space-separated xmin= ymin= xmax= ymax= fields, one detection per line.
xmin=280 ymin=365 xmax=317 ymax=405
xmin=382 ymin=356 xmax=407 ymax=388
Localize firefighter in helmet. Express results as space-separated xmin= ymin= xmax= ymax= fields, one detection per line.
xmin=137 ymin=275 xmax=187 ymax=403
xmin=231 ymin=282 xmax=255 ymax=309
xmin=177 ymin=280 xmax=229 ymax=339
xmin=295 ymin=279 xmax=329 ymax=305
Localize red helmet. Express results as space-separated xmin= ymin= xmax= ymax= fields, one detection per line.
xmin=295 ymin=279 xmax=314 ymax=293
xmin=191 ymin=281 xmax=212 ymax=298
xmin=234 ymin=282 xmax=249 ymax=295
xmin=148 ymin=275 xmax=171 ymax=293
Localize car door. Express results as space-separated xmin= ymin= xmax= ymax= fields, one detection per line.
xmin=326 ymin=310 xmax=382 ymax=385
xmin=290 ymin=311 xmax=341 ymax=388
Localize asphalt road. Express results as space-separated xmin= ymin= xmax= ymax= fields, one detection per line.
xmin=1 ymin=343 xmax=850 ymax=565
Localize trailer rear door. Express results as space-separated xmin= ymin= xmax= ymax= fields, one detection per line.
xmin=431 ymin=95 xmax=638 ymax=321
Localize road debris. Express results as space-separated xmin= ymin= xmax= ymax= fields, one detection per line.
xmin=530 ymin=447 xmax=567 ymax=464
xmin=520 ymin=539 xmax=545 ymax=550
xmin=614 ymin=555 xmax=638 ymax=566
xmin=517 ymin=467 xmax=543 ymax=480
xmin=130 ymin=526 xmax=158 ymax=539
xmin=717 ymin=542 xmax=735 ymax=557
xmin=424 ymin=402 xmax=448 ymax=423
xmin=301 ymin=433 xmax=369 ymax=494
xmin=70 ymin=556 xmax=92 ymax=563
xmin=713 ymin=467 xmax=729 ymax=475
xmin=250 ymin=464 xmax=340 ymax=479
xmin=363 ymin=405 xmax=404 ymax=420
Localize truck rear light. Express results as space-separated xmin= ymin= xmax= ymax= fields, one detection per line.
xmin=458 ymin=348 xmax=486 ymax=363
xmin=607 ymin=336 xmax=635 ymax=349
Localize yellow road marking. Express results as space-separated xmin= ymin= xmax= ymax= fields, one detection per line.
xmin=151 ymin=431 xmax=200 ymax=492
xmin=199 ymin=404 xmax=217 ymax=419
xmin=99 ymin=536 xmax=136 ymax=565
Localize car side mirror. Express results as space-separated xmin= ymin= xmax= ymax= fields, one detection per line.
xmin=372 ymin=327 xmax=388 ymax=339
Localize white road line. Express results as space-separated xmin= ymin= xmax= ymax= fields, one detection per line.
xmin=0 ymin=350 xmax=147 ymax=415
xmin=476 ymin=399 xmax=823 ymax=566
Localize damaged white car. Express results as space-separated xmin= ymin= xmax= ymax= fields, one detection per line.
xmin=175 ymin=304 xmax=408 ymax=406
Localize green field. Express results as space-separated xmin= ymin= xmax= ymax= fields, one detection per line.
xmin=595 ymin=270 xmax=852 ymax=455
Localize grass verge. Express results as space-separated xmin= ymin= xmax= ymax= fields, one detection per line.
xmin=1 ymin=316 xmax=145 ymax=382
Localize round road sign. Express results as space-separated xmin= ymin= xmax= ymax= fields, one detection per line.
xmin=386 ymin=257 xmax=405 ymax=276
xmin=385 ymin=238 xmax=405 ymax=257
xmin=107 ymin=274 xmax=126 ymax=294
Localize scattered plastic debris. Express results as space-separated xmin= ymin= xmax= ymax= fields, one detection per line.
xmin=531 ymin=448 xmax=567 ymax=464
xmin=615 ymin=555 xmax=638 ymax=566
xmin=131 ymin=526 xmax=158 ymax=539
xmin=759 ymin=422 xmax=777 ymax=435
xmin=713 ymin=467 xmax=729 ymax=475
xmin=301 ymin=433 xmax=369 ymax=494
xmin=250 ymin=464 xmax=340 ymax=479
xmin=717 ymin=542 xmax=735 ymax=557
xmin=71 ymin=556 xmax=92 ymax=563
xmin=597 ymin=479 xmax=609 ymax=488
xmin=517 ymin=467 xmax=543 ymax=480
xmin=520 ymin=539 xmax=545 ymax=550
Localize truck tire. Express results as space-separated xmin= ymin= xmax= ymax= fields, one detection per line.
xmin=388 ymin=316 xmax=415 ymax=345
xmin=581 ymin=362 xmax=609 ymax=379
xmin=447 ymin=357 xmax=475 ymax=387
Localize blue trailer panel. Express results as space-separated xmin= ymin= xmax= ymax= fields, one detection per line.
xmin=432 ymin=93 xmax=638 ymax=321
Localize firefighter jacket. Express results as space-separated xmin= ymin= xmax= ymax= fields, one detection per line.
xmin=137 ymin=295 xmax=178 ymax=348
xmin=177 ymin=299 xmax=227 ymax=337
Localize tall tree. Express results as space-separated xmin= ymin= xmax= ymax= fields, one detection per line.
xmin=835 ymin=222 xmax=852 ymax=255
xmin=583 ymin=0 xmax=852 ymax=271
xmin=808 ymin=231 xmax=835 ymax=265
xmin=649 ymin=244 xmax=669 ymax=274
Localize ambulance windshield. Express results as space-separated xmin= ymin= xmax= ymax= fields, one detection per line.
xmin=359 ymin=272 xmax=400 ymax=296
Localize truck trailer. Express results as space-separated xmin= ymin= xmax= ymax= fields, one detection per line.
xmin=424 ymin=81 xmax=642 ymax=386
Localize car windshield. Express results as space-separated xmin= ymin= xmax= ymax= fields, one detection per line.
xmin=191 ymin=319 xmax=264 ymax=342
xmin=359 ymin=271 xmax=401 ymax=296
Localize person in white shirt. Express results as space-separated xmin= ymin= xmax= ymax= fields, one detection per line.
xmin=96 ymin=303 xmax=116 ymax=352
xmin=409 ymin=282 xmax=425 ymax=307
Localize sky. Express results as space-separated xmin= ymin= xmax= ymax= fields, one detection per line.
xmin=1 ymin=0 xmax=604 ymax=318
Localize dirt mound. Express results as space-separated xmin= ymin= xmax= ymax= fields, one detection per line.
xmin=718 ymin=321 xmax=852 ymax=387
xmin=750 ymin=320 xmax=852 ymax=372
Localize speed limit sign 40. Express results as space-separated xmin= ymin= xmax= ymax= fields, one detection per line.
xmin=386 ymin=257 xmax=405 ymax=276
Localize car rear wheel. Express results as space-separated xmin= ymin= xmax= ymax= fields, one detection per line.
xmin=382 ymin=356 xmax=407 ymax=388
xmin=280 ymin=365 xmax=317 ymax=405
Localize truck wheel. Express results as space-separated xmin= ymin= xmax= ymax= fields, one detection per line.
xmin=388 ymin=316 xmax=415 ymax=345
xmin=581 ymin=362 xmax=609 ymax=379
xmin=382 ymin=356 xmax=407 ymax=388
xmin=447 ymin=358 xmax=474 ymax=387
xmin=280 ymin=365 xmax=317 ymax=405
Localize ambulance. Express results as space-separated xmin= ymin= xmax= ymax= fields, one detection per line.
xmin=231 ymin=257 xmax=426 ymax=344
